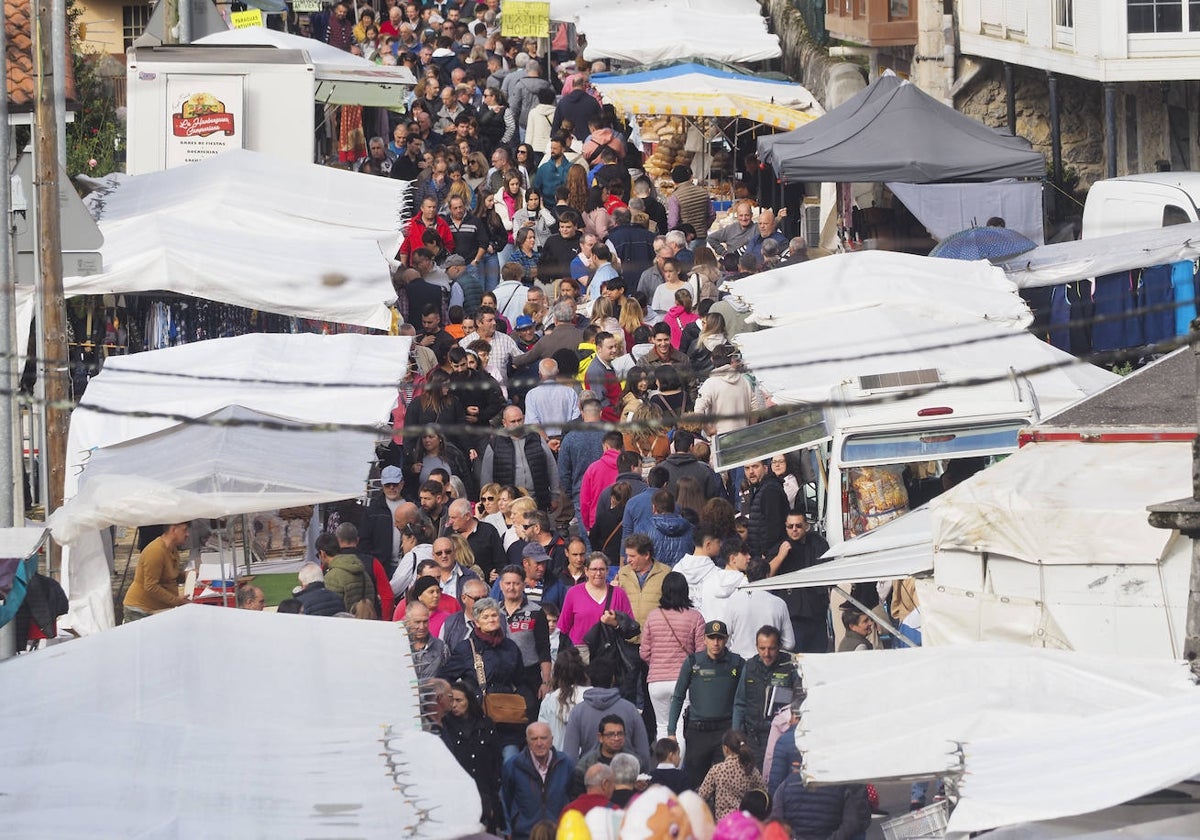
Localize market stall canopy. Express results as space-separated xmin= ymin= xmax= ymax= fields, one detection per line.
xmin=931 ymin=440 xmax=1191 ymax=567
xmin=66 ymin=149 xmax=408 ymax=331
xmin=741 ymin=507 xmax=932 ymax=590
xmin=551 ymin=0 xmax=760 ymax=22
xmin=795 ymin=643 xmax=1196 ymax=785
xmin=194 ymin=26 xmax=418 ymax=106
xmin=734 ymin=306 xmax=1118 ymax=413
xmin=60 ymin=333 xmax=410 ymax=636
xmin=577 ymin=7 xmax=780 ymax=64
xmin=593 ymin=89 xmax=818 ymax=131
xmin=723 ymin=250 xmax=1032 ymax=329
xmin=0 ymin=606 xmax=480 ymax=838
xmin=948 ymin=691 xmax=1200 ymax=835
xmin=996 ymin=221 xmax=1200 ymax=288
xmin=49 ymin=405 xmax=381 ymax=545
xmin=592 ymin=62 xmax=822 ymax=111
xmin=757 ymin=73 xmax=1045 ymax=183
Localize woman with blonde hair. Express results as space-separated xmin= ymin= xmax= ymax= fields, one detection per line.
xmin=448 ymin=533 xmax=487 ymax=580
xmin=503 ymin=496 xmax=539 ymax=550
xmin=618 ymin=297 xmax=646 ymax=347
xmin=590 ymin=295 xmax=622 ymax=339
xmin=465 ymin=151 xmax=490 ymax=200
xmin=623 ymin=401 xmax=671 ymax=467
xmin=476 ymin=481 xmax=504 ymax=523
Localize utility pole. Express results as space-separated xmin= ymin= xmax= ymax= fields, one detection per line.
xmin=34 ymin=0 xmax=68 ymax=575
xmin=0 ymin=0 xmax=14 ymax=532
xmin=1148 ymin=323 xmax=1200 ymax=676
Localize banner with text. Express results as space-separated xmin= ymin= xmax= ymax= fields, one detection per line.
xmin=166 ymin=75 xmax=245 ymax=169
xmin=230 ymin=9 xmax=264 ymax=28
xmin=501 ymin=1 xmax=550 ymax=37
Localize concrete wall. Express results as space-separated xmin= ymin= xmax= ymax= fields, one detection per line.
xmin=762 ymin=0 xmax=865 ymax=109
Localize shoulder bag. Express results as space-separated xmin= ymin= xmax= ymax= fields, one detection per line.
xmin=469 ymin=636 xmax=528 ymax=725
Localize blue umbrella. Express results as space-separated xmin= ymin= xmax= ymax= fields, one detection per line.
xmin=929 ymin=226 xmax=1037 ymax=261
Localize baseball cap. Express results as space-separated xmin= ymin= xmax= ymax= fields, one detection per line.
xmin=380 ymin=465 xmax=404 ymax=485
xmin=704 ymin=620 xmax=730 ymax=638
xmin=514 ymin=315 xmax=535 ymax=329
xmin=522 ymin=543 xmax=550 ymax=563
xmin=444 ymin=254 xmax=467 ymax=267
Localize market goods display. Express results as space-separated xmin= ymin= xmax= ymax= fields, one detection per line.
xmin=640 ymin=116 xmax=694 ymax=193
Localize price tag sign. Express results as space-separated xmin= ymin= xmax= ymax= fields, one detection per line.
xmin=501 ymin=1 xmax=550 ymax=37
xmin=293 ymin=0 xmax=322 ymax=11
xmin=230 ymin=9 xmax=264 ymax=28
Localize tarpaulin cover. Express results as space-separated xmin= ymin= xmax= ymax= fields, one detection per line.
xmin=0 ymin=606 xmax=481 ymax=838
xmin=948 ymin=691 xmax=1200 ymax=834
xmin=722 ymin=249 xmax=1033 ymax=328
xmin=757 ymin=73 xmax=1045 ymax=183
xmin=734 ymin=306 xmax=1118 ymax=414
xmin=194 ymin=26 xmax=419 ymax=106
xmin=60 ymin=333 xmax=410 ymax=636
xmin=551 ymin=0 xmax=759 ymax=22
xmin=931 ymin=440 xmax=1191 ymax=566
xmin=741 ymin=507 xmax=932 ymax=590
xmin=593 ymin=89 xmax=818 ymax=131
xmin=795 ymin=643 xmax=1195 ymax=785
xmin=592 ymin=62 xmax=820 ymax=110
xmin=577 ymin=6 xmax=780 ymax=64
xmin=70 ymin=148 xmax=409 ymax=330
xmin=996 ymin=221 xmax=1200 ymax=288
xmin=49 ymin=405 xmax=381 ymax=544
xmin=888 ymin=180 xmax=1045 ymax=244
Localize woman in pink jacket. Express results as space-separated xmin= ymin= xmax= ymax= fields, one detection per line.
xmin=558 ymin=553 xmax=633 ymax=645
xmin=639 ymin=571 xmax=706 ymax=742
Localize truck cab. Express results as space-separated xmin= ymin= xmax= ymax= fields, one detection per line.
xmin=713 ymin=368 xmax=1040 ymax=546
xmin=1081 ymin=172 xmax=1200 ymax=239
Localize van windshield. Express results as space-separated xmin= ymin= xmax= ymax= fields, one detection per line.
xmin=840 ymin=421 xmax=1026 ymax=467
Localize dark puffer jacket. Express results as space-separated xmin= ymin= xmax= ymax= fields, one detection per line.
xmin=770 ymin=776 xmax=870 ymax=840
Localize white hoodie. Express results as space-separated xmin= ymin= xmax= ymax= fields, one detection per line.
xmin=700 ymin=568 xmax=795 ymax=657
xmin=674 ymin=552 xmax=718 ymax=609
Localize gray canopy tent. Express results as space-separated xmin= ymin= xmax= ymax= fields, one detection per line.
xmin=757 ymin=73 xmax=1045 ymax=184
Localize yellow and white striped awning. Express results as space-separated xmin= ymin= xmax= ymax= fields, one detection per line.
xmin=598 ymin=88 xmax=820 ymax=131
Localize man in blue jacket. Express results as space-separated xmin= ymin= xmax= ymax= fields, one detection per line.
xmin=501 ymin=722 xmax=575 ymax=840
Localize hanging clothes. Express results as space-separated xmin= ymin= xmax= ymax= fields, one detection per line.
xmin=1092 ymin=270 xmax=1142 ymax=352
xmin=1048 ymin=284 xmax=1071 ymax=353
xmin=1171 ymin=260 xmax=1198 ymax=337
xmin=1139 ymin=264 xmax=1175 ymax=348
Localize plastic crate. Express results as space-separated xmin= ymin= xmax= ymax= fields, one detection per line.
xmin=881 ymin=800 xmax=948 ymax=840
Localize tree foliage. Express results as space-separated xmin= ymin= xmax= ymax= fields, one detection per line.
xmin=66 ymin=0 xmax=124 ymax=179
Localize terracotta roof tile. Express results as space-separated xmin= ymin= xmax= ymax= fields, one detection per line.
xmin=7 ymin=0 xmax=77 ymax=110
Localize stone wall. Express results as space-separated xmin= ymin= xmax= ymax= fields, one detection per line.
xmin=762 ymin=0 xmax=846 ymax=107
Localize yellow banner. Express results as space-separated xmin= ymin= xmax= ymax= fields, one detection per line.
xmin=501 ymin=1 xmax=550 ymax=37
xmin=230 ymin=9 xmax=264 ymax=29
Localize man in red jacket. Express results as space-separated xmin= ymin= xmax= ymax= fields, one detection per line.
xmin=398 ymin=196 xmax=455 ymax=266
xmin=583 ymin=331 xmax=622 ymax=422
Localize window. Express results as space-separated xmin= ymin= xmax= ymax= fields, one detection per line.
xmin=839 ymin=421 xmax=1026 ymax=467
xmin=122 ymin=3 xmax=152 ymax=51
xmin=1127 ymin=0 xmax=1185 ymax=33
xmin=890 ymin=0 xmax=911 ymax=20
xmin=1164 ymin=204 xmax=1192 ymax=226
xmin=1056 ymin=0 xmax=1074 ymax=26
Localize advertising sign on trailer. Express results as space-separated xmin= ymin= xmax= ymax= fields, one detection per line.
xmin=165 ymin=75 xmax=245 ymax=169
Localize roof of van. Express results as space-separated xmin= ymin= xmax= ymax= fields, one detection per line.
xmin=1035 ymin=349 xmax=1195 ymax=432
xmin=1093 ymin=172 xmax=1200 ymax=191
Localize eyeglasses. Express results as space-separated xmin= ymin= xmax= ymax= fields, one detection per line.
xmin=785 ymin=523 xmax=807 ymax=529
xmin=434 ymin=549 xmax=455 ymax=555
xmin=482 ymin=495 xmax=496 ymax=501
xmin=587 ymin=567 xmax=607 ymax=574
xmin=600 ymin=731 xmax=624 ymax=738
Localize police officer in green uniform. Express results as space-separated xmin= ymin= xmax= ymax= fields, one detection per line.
xmin=733 ymin=624 xmax=798 ymax=768
xmin=667 ymin=619 xmax=745 ymax=788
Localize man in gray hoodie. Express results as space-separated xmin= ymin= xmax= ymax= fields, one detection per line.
xmin=561 ymin=657 xmax=651 ymax=770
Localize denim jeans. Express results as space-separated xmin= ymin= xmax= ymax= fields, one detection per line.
xmin=481 ymin=252 xmax=500 ymax=294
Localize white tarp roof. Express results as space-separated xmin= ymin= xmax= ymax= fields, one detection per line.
xmin=948 ymin=691 xmax=1200 ymax=835
xmin=795 ymin=644 xmax=1196 ymax=786
xmin=932 ymin=441 xmax=1192 ymax=566
xmin=551 ymin=0 xmax=761 ymax=22
xmin=61 ymin=333 xmax=410 ymax=636
xmin=0 ymin=606 xmax=481 ymax=838
xmin=0 ymin=526 xmax=48 ymax=560
xmin=194 ymin=26 xmax=418 ymax=106
xmin=591 ymin=63 xmax=820 ymax=111
xmin=49 ymin=405 xmax=381 ymax=545
xmin=723 ymin=250 xmax=1033 ymax=329
xmin=735 ymin=307 xmax=1119 ymax=413
xmin=741 ymin=507 xmax=932 ymax=590
xmin=65 ymin=149 xmax=409 ymax=330
xmin=578 ymin=7 xmax=781 ymax=64
xmin=996 ymin=221 xmax=1200 ymax=288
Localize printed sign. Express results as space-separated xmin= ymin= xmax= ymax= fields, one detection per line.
xmin=292 ymin=0 xmax=322 ymax=10
xmin=501 ymin=1 xmax=550 ymax=37
xmin=230 ymin=9 xmax=264 ymax=28
xmin=166 ymin=75 xmax=244 ymax=169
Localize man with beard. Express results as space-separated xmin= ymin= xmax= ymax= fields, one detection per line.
xmin=770 ymin=513 xmax=832 ymax=654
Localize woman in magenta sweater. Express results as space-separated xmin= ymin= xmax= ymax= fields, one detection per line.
xmin=639 ymin=571 xmax=705 ymax=743
xmin=558 ymin=552 xmax=633 ymax=645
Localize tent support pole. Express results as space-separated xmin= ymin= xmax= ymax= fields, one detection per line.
xmin=242 ymin=514 xmax=251 ymax=578
xmin=1003 ymin=63 xmax=1016 ymax=136
xmin=217 ymin=519 xmax=229 ymax=608
xmin=832 ymin=585 xmax=916 ymax=648
xmin=1103 ymin=82 xmax=1117 ymax=179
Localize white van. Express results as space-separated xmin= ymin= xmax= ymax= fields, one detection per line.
xmin=712 ymin=368 xmax=1039 ymax=546
xmin=1081 ymin=172 xmax=1200 ymax=239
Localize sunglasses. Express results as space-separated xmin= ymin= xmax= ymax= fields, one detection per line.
xmin=482 ymin=495 xmax=496 ymax=501
xmin=434 ymin=549 xmax=455 ymax=555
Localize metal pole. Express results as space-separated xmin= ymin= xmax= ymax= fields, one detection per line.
xmin=179 ymin=0 xmax=192 ymax=44
xmin=1047 ymin=71 xmax=1062 ymax=186
xmin=34 ymin=0 xmax=69 ymax=575
xmin=0 ymin=4 xmax=15 ymax=530
xmin=1104 ymin=82 xmax=1118 ymax=179
xmin=1003 ymin=62 xmax=1016 ymax=136
xmin=50 ymin=0 xmax=65 ymax=169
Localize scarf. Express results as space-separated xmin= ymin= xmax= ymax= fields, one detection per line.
xmin=474 ymin=626 xmax=505 ymax=647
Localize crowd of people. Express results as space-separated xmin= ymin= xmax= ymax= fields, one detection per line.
xmin=116 ymin=1 xmax=911 ymax=838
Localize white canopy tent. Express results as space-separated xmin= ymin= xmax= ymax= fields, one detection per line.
xmin=194 ymin=26 xmax=418 ymax=106
xmin=60 ymin=333 xmax=410 ymax=636
xmin=734 ymin=307 xmax=1118 ymax=414
xmin=591 ymin=63 xmax=821 ymax=111
xmin=0 ymin=606 xmax=480 ymax=838
xmin=794 ymin=644 xmax=1196 ymax=786
xmin=995 ymin=221 xmax=1200 ymax=288
xmin=723 ymin=250 xmax=1033 ymax=329
xmin=577 ymin=7 xmax=781 ymax=64
xmin=550 ymin=0 xmax=762 ymax=22
xmin=49 ymin=405 xmax=382 ymax=545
